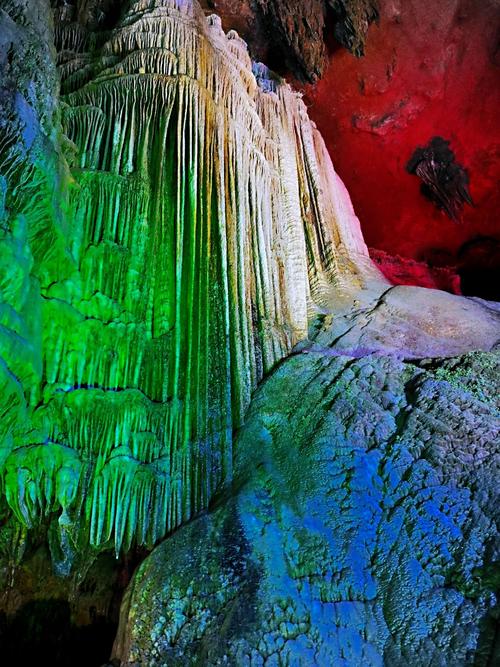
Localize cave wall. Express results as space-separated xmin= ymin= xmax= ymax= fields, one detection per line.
xmin=304 ymin=0 xmax=500 ymax=266
xmin=193 ymin=0 xmax=500 ymax=290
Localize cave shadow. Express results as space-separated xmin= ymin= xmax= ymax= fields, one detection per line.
xmin=0 ymin=599 xmax=116 ymax=667
xmin=457 ymin=236 xmax=500 ymax=302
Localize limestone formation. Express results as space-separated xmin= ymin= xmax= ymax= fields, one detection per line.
xmin=0 ymin=0 xmax=498 ymax=664
xmin=255 ymin=0 xmax=327 ymax=81
xmin=1 ymin=0 xmax=372 ymax=563
xmin=114 ymin=342 xmax=500 ymax=666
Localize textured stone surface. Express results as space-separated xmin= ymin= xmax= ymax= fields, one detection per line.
xmin=311 ymin=284 xmax=500 ymax=359
xmin=0 ymin=0 xmax=74 ymax=573
xmin=114 ymin=342 xmax=500 ymax=665
xmin=255 ymin=0 xmax=327 ymax=81
xmin=45 ymin=1 xmax=500 ymax=295
xmin=47 ymin=0 xmax=381 ymax=83
xmin=0 ymin=0 xmax=371 ymax=567
xmin=1 ymin=1 xmax=499 ymax=663
xmin=328 ymin=0 xmax=379 ymax=57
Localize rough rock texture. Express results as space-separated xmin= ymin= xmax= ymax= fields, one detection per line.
xmin=45 ymin=0 xmax=500 ymax=295
xmin=1 ymin=1 xmax=499 ymax=663
xmin=0 ymin=0 xmax=58 ymax=140
xmin=0 ymin=0 xmax=76 ymax=575
xmin=310 ymin=284 xmax=500 ymax=360
xmin=328 ymin=0 xmax=379 ymax=57
xmin=196 ymin=1 xmax=499 ymax=298
xmin=255 ymin=0 xmax=327 ymax=82
xmin=46 ymin=0 xmax=381 ymax=84
xmin=114 ymin=340 xmax=500 ymax=665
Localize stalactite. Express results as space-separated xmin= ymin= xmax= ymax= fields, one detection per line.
xmin=328 ymin=0 xmax=379 ymax=57
xmin=255 ymin=0 xmax=327 ymax=82
xmin=1 ymin=0 xmax=371 ymax=561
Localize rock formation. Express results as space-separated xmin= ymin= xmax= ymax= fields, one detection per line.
xmin=305 ymin=0 xmax=500 ymax=296
xmin=114 ymin=348 xmax=499 ymax=665
xmin=0 ymin=0 xmax=498 ymax=664
xmin=0 ymin=0 xmax=372 ymax=566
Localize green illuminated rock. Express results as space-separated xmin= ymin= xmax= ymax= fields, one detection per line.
xmin=0 ymin=0 xmax=374 ymax=563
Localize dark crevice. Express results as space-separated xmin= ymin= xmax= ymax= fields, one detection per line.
xmin=0 ymin=544 xmax=147 ymax=667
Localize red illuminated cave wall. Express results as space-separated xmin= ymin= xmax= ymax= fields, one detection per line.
xmin=303 ymin=0 xmax=499 ymax=293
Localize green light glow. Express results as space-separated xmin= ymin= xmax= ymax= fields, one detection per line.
xmin=0 ymin=0 xmax=370 ymax=564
